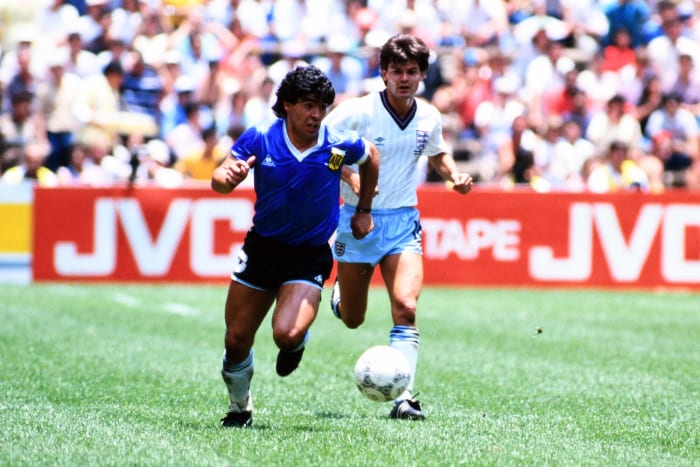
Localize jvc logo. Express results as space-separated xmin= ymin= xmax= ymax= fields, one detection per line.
xmin=54 ymin=198 xmax=253 ymax=277
xmin=422 ymin=203 xmax=700 ymax=284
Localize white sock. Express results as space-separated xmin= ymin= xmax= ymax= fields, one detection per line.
xmin=389 ymin=325 xmax=420 ymax=400
xmin=221 ymin=349 xmax=254 ymax=411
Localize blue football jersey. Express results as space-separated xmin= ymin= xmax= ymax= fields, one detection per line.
xmin=231 ymin=118 xmax=368 ymax=246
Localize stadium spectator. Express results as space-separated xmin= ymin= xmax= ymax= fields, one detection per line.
xmin=127 ymin=138 xmax=184 ymax=188
xmin=241 ymin=74 xmax=277 ymax=127
xmin=587 ymin=140 xmax=649 ymax=192
xmin=498 ymin=114 xmax=549 ymax=192
xmin=174 ymin=125 xmax=227 ymax=181
xmin=311 ymin=35 xmax=365 ymax=103
xmin=165 ymin=101 xmax=205 ymax=161
xmin=523 ymin=38 xmax=575 ymax=129
xmin=72 ymin=59 xmax=125 ymax=150
xmin=56 ymin=142 xmax=89 ymax=186
xmin=602 ymin=0 xmax=651 ymax=49
xmin=440 ymin=0 xmax=509 ymax=48
xmin=214 ymin=84 xmax=248 ymax=140
xmin=4 ymin=0 xmax=700 ymax=192
xmin=575 ymin=51 xmax=620 ymax=115
xmin=267 ymin=38 xmax=310 ymax=86
xmin=472 ymin=73 xmax=527 ymax=182
xmin=531 ymin=115 xmax=579 ymax=190
xmin=217 ymin=16 xmax=265 ymax=89
xmin=109 ymin=0 xmax=143 ymax=47
xmin=669 ymin=53 xmax=700 ymax=115
xmin=586 ymin=94 xmax=644 ymax=156
xmin=1 ymin=141 xmax=58 ymax=187
xmin=0 ymin=91 xmax=46 ymax=172
xmin=78 ymin=0 xmax=110 ymax=54
xmin=159 ymin=73 xmax=198 ymax=139
xmin=96 ymin=28 xmax=130 ymax=71
xmin=37 ymin=0 xmax=81 ymax=50
xmin=212 ymin=65 xmax=379 ymax=428
xmin=132 ymin=11 xmax=172 ymax=69
xmin=646 ymin=6 xmax=700 ymax=93
xmin=561 ymin=88 xmax=593 ymax=135
xmin=35 ymin=48 xmax=83 ymax=171
xmin=645 ymin=92 xmax=700 ymax=187
xmin=325 ymin=34 xmax=473 ymax=421
xmin=64 ymin=30 xmax=101 ymax=78
xmin=121 ymin=50 xmax=165 ymax=125
xmin=2 ymin=42 xmax=41 ymax=114
xmin=600 ymin=27 xmax=637 ymax=73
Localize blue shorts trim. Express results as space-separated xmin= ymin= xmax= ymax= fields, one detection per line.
xmin=333 ymin=205 xmax=422 ymax=266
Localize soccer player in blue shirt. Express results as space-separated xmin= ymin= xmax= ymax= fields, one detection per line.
xmin=211 ymin=65 xmax=379 ymax=428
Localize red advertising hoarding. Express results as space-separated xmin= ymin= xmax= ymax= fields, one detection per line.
xmin=33 ymin=186 xmax=700 ymax=290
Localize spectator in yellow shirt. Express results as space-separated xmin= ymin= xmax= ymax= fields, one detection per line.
xmin=175 ymin=125 xmax=227 ymax=180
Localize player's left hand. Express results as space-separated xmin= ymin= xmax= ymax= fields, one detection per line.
xmin=350 ymin=212 xmax=374 ymax=239
xmin=451 ymin=172 xmax=473 ymax=195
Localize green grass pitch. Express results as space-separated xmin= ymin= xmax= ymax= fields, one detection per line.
xmin=1 ymin=284 xmax=698 ymax=466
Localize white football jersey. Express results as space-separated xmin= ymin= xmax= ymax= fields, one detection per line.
xmin=324 ymin=91 xmax=448 ymax=209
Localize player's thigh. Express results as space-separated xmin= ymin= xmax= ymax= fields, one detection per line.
xmin=337 ymin=261 xmax=374 ymax=313
xmin=224 ymin=280 xmax=276 ymax=345
xmin=271 ymin=282 xmax=322 ymax=347
xmin=379 ymin=252 xmax=423 ymax=318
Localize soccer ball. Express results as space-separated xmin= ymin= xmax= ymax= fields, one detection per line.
xmin=353 ymin=345 xmax=411 ymax=402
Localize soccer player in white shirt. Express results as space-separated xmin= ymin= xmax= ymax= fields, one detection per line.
xmin=324 ymin=34 xmax=473 ymax=420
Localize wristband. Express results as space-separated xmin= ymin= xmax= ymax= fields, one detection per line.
xmin=355 ymin=206 xmax=371 ymax=214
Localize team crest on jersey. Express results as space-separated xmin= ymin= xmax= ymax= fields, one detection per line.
xmin=334 ymin=241 xmax=346 ymax=257
xmin=414 ymin=131 xmax=429 ymax=156
xmin=328 ymin=148 xmax=346 ymax=171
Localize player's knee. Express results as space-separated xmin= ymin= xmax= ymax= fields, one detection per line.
xmin=342 ymin=314 xmax=365 ymax=329
xmin=272 ymin=328 xmax=304 ymax=351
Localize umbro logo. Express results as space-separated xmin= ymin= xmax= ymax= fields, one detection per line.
xmin=262 ymin=155 xmax=275 ymax=167
xmin=374 ymin=137 xmax=385 ymax=146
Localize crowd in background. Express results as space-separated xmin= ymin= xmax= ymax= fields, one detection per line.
xmin=1 ymin=0 xmax=700 ymax=192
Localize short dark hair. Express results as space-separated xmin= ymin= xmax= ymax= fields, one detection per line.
xmin=103 ymin=60 xmax=124 ymax=76
xmin=379 ymin=34 xmax=430 ymax=73
xmin=271 ymin=66 xmax=335 ymax=118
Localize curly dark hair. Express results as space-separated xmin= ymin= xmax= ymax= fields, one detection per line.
xmin=271 ymin=66 xmax=336 ymax=118
xmin=379 ymin=34 xmax=430 ymax=73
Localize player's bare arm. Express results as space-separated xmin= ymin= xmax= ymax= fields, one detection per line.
xmin=350 ymin=143 xmax=379 ymax=239
xmin=428 ymin=152 xmax=473 ymax=195
xmin=341 ymin=166 xmax=380 ymax=197
xmin=211 ymin=155 xmax=256 ymax=194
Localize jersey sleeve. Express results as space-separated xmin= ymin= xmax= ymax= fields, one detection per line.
xmin=423 ymin=104 xmax=450 ymax=158
xmin=355 ymin=137 xmax=371 ymax=166
xmin=230 ymin=126 xmax=263 ymax=163
xmin=324 ymin=97 xmax=367 ymax=133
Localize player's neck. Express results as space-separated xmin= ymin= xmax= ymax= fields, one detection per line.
xmin=384 ymin=91 xmax=415 ymax=118
xmin=286 ymin=128 xmax=317 ymax=152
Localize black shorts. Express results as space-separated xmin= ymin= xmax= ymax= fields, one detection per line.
xmin=232 ymin=229 xmax=333 ymax=290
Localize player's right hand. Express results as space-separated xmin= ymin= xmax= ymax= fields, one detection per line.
xmin=350 ymin=211 xmax=374 ymax=239
xmin=225 ymin=156 xmax=256 ymax=188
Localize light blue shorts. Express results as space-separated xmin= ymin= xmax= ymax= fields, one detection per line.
xmin=333 ymin=205 xmax=423 ymax=267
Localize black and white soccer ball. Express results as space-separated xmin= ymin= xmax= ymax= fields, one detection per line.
xmin=353 ymin=345 xmax=411 ymax=402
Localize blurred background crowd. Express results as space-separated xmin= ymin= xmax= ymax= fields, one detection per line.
xmin=1 ymin=0 xmax=700 ymax=192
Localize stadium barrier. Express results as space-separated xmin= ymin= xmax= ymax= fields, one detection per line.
xmin=3 ymin=184 xmax=697 ymax=290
